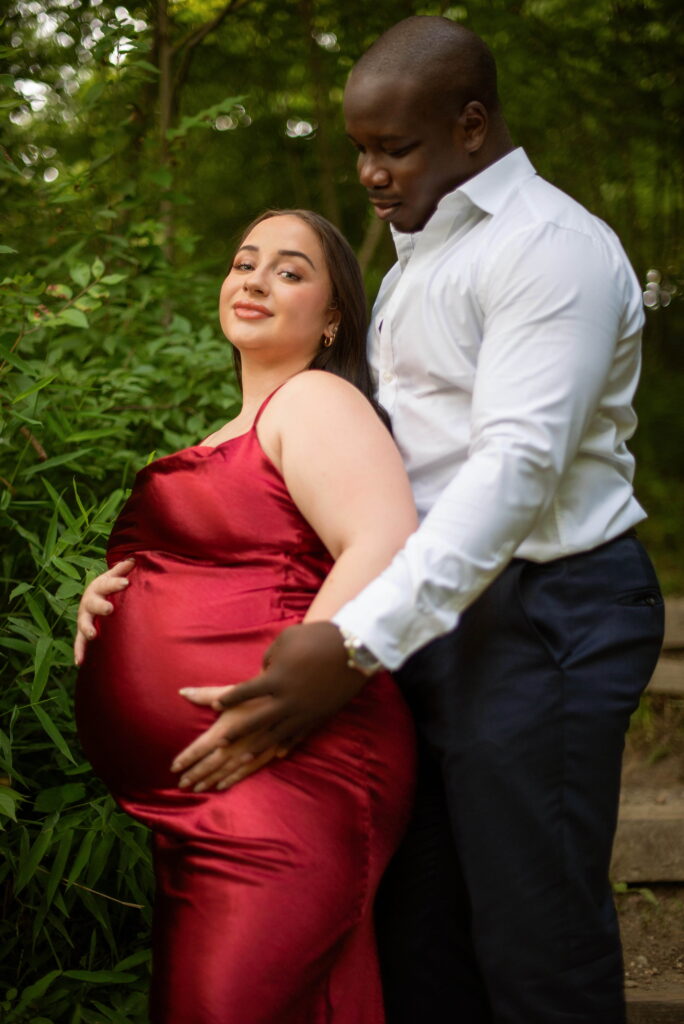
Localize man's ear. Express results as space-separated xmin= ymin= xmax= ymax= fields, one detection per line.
xmin=457 ymin=101 xmax=488 ymax=154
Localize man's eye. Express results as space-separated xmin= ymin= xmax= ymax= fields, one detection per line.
xmin=386 ymin=144 xmax=415 ymax=158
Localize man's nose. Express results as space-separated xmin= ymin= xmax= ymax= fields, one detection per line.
xmin=357 ymin=154 xmax=391 ymax=189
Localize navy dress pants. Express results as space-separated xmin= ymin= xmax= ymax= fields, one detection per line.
xmin=377 ymin=533 xmax=663 ymax=1024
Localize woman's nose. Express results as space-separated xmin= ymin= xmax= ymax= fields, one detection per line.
xmin=243 ymin=270 xmax=267 ymax=294
xmin=358 ymin=154 xmax=391 ymax=190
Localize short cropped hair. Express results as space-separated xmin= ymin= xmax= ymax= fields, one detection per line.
xmin=353 ymin=16 xmax=500 ymax=116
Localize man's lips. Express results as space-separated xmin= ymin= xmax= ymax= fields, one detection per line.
xmin=369 ymin=197 xmax=402 ymax=221
xmin=233 ymin=302 xmax=273 ymax=319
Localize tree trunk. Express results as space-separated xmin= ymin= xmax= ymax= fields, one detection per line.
xmin=299 ymin=0 xmax=342 ymax=227
xmin=155 ymin=0 xmax=175 ymax=266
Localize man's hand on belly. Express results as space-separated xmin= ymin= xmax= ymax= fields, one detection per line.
xmin=170 ymin=622 xmax=368 ymax=790
xmin=170 ymin=699 xmax=283 ymax=792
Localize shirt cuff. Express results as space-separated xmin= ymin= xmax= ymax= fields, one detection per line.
xmin=332 ymin=569 xmax=461 ymax=671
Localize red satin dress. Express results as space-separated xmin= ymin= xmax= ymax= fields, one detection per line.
xmin=75 ymin=395 xmax=416 ymax=1024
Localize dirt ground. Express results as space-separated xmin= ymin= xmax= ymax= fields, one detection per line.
xmin=617 ymin=694 xmax=684 ymax=991
xmin=618 ymin=884 xmax=684 ymax=991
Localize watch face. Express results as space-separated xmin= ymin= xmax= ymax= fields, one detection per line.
xmin=353 ymin=644 xmax=381 ymax=675
xmin=356 ymin=645 xmax=375 ymax=667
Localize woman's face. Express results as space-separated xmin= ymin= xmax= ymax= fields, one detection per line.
xmin=219 ymin=215 xmax=339 ymax=368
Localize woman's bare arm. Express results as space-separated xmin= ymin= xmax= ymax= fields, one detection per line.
xmin=273 ymin=371 xmax=417 ymax=621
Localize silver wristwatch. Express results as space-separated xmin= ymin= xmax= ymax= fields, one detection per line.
xmin=338 ymin=627 xmax=382 ymax=677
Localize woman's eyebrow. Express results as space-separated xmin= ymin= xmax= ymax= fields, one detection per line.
xmin=234 ymin=245 xmax=315 ymax=270
xmin=278 ymin=249 xmax=315 ymax=269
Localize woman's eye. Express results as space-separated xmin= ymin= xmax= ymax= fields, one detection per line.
xmin=279 ymin=269 xmax=301 ymax=281
xmin=232 ymin=261 xmax=253 ymax=272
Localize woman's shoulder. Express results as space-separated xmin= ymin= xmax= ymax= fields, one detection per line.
xmin=269 ymin=369 xmax=373 ymax=419
xmin=256 ymin=370 xmax=385 ymax=477
xmin=257 ymin=371 xmax=386 ymax=463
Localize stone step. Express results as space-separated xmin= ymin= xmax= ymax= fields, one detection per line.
xmin=664 ymin=597 xmax=684 ymax=651
xmin=648 ymin=656 xmax=684 ymax=698
xmin=612 ymin=788 xmax=684 ymax=882
xmin=626 ymin=982 xmax=684 ymax=1023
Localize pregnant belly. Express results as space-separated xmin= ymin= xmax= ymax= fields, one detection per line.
xmin=75 ymin=557 xmax=305 ymax=796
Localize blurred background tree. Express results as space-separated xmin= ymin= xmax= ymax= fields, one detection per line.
xmin=1 ymin=1 xmax=682 ymax=1019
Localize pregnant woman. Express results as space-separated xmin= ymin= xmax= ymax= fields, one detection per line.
xmin=74 ymin=210 xmax=417 ymax=1024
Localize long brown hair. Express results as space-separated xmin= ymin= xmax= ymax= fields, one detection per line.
xmin=229 ymin=209 xmax=388 ymax=426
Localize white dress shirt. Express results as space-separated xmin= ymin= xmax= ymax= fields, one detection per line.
xmin=333 ymin=148 xmax=646 ymax=670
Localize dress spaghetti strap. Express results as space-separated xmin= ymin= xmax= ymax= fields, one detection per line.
xmin=252 ymin=379 xmax=290 ymax=429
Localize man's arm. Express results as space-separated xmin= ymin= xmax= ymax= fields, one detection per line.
xmin=335 ymin=222 xmax=640 ymax=665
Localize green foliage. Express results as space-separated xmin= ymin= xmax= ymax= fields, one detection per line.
xmin=612 ymin=881 xmax=658 ymax=906
xmin=0 ymin=204 xmax=241 ymax=1016
xmin=1 ymin=7 xmax=243 ymax=1014
xmin=0 ymin=249 xmax=242 ymax=1019
xmin=0 ymin=0 xmax=682 ymax=1018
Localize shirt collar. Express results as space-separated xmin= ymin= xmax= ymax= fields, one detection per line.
xmin=391 ymin=148 xmax=536 ymax=268
xmin=457 ymin=147 xmax=536 ymax=215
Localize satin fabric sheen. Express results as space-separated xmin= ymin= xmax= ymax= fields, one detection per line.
xmin=75 ymin=406 xmax=416 ymax=1023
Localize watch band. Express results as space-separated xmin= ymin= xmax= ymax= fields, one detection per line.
xmin=338 ymin=627 xmax=382 ymax=677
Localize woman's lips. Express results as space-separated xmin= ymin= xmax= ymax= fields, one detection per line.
xmin=233 ymin=303 xmax=273 ymax=319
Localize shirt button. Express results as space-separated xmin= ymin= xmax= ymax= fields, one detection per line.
xmin=382 ymin=371 xmax=395 ymax=384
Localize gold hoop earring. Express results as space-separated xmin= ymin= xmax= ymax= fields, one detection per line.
xmin=323 ymin=324 xmax=339 ymax=348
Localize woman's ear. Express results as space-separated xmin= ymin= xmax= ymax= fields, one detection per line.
xmin=325 ymin=307 xmax=342 ymax=337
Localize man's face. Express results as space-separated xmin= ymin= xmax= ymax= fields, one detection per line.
xmin=343 ymin=72 xmax=471 ymax=234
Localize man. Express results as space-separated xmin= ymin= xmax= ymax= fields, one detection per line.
xmin=173 ymin=17 xmax=664 ymax=1023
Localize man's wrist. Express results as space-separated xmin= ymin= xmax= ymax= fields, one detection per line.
xmin=337 ymin=626 xmax=383 ymax=677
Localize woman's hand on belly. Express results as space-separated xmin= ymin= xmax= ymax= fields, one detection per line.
xmin=74 ymin=558 xmax=135 ymax=665
xmin=171 ymin=689 xmax=286 ymax=792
